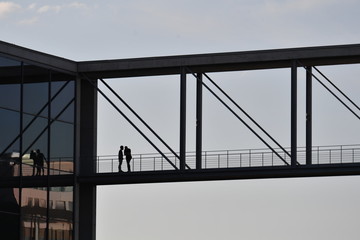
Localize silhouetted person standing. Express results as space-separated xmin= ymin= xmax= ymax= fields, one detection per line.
xmin=124 ymin=146 xmax=132 ymax=172
xmin=118 ymin=145 xmax=124 ymax=172
xmin=36 ymin=149 xmax=46 ymax=176
xmin=30 ymin=150 xmax=37 ymax=176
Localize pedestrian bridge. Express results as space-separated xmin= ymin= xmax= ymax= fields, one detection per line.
xmin=78 ymin=143 xmax=360 ymax=185
xmin=97 ymin=144 xmax=360 ymax=173
xmin=3 ymin=143 xmax=360 ymax=187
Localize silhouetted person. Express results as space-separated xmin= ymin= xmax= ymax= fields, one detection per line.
xmin=118 ymin=145 xmax=124 ymax=172
xmin=124 ymin=146 xmax=132 ymax=172
xmin=35 ymin=149 xmax=46 ymax=176
xmin=29 ymin=150 xmax=37 ymax=176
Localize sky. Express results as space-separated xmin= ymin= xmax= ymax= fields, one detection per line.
xmin=1 ymin=0 xmax=360 ymax=239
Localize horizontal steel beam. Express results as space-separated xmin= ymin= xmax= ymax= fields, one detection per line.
xmin=2 ymin=41 xmax=360 ymax=79
xmin=0 ymin=40 xmax=77 ymax=75
xmin=78 ymin=44 xmax=360 ymax=78
xmin=2 ymin=163 xmax=360 ymax=187
xmin=79 ymin=163 xmax=360 ymax=185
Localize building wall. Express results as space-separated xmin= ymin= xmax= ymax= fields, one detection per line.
xmin=0 ymin=55 xmax=76 ymax=240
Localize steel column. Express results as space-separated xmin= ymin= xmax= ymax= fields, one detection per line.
xmin=196 ymin=73 xmax=203 ymax=170
xmin=291 ymin=61 xmax=297 ymax=166
xmin=75 ymin=77 xmax=98 ymax=240
xmin=180 ymin=68 xmax=187 ymax=170
xmin=306 ymin=66 xmax=312 ymax=165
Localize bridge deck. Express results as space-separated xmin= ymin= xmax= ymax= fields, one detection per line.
xmin=1 ymin=144 xmax=359 ymax=187
xmin=97 ymin=144 xmax=360 ymax=173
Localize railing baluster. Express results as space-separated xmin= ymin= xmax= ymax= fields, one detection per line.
xmin=240 ymin=153 xmax=242 ymax=167
xmin=132 ymin=156 xmax=135 ymax=172
xmin=205 ymin=151 xmax=207 ymax=169
xmin=340 ymin=145 xmax=343 ymax=164
xmin=249 ymin=149 xmax=252 ymax=167
xmin=97 ymin=156 xmax=99 ymax=173
xmin=227 ymin=150 xmax=229 ymax=168
xmin=317 ymin=146 xmax=320 ymax=164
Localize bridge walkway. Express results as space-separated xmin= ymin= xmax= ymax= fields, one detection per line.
xmin=96 ymin=144 xmax=360 ymax=174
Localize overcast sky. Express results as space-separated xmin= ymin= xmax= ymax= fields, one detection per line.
xmin=1 ymin=1 xmax=360 ymax=239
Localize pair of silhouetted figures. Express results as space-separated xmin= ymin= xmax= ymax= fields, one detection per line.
xmin=118 ymin=146 xmax=132 ymax=172
xmin=29 ymin=149 xmax=46 ymax=176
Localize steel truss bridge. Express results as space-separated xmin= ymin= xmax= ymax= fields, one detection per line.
xmin=1 ymin=41 xmax=360 ymax=240
xmin=1 ymin=43 xmax=360 ymax=186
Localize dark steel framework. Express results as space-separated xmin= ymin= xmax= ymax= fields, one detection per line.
xmin=0 ymin=41 xmax=360 ymax=240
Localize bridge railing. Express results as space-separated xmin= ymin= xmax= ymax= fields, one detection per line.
xmin=96 ymin=144 xmax=360 ymax=173
xmin=0 ymin=157 xmax=74 ymax=177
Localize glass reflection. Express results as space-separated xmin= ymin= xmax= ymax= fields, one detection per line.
xmin=50 ymin=121 xmax=74 ymax=175
xmin=22 ymin=115 xmax=48 ymax=177
xmin=51 ymin=81 xmax=75 ymax=123
xmin=0 ymin=56 xmax=21 ymax=177
xmin=23 ymin=82 xmax=48 ymax=116
xmin=0 ymin=54 xmax=76 ymax=239
xmin=49 ymin=186 xmax=73 ymax=240
xmin=21 ymin=187 xmax=48 ymax=240
xmin=0 ymin=187 xmax=20 ymax=240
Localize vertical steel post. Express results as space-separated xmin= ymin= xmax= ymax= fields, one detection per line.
xmin=46 ymin=71 xmax=51 ymax=240
xmin=306 ymin=66 xmax=312 ymax=165
xmin=19 ymin=62 xmax=24 ymax=240
xmin=291 ymin=61 xmax=297 ymax=166
xmin=75 ymin=77 xmax=97 ymax=240
xmin=180 ymin=67 xmax=187 ymax=170
xmin=196 ymin=72 xmax=203 ymax=170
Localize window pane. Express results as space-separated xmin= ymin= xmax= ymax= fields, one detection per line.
xmin=50 ymin=121 xmax=74 ymax=175
xmin=22 ymin=80 xmax=49 ymax=177
xmin=23 ymin=82 xmax=48 ymax=116
xmin=51 ymin=81 xmax=75 ymax=123
xmin=49 ymin=186 xmax=73 ymax=240
xmin=21 ymin=187 xmax=48 ymax=240
xmin=0 ymin=56 xmax=21 ymax=177
xmin=0 ymin=187 xmax=20 ymax=240
xmin=22 ymin=115 xmax=48 ymax=176
xmin=0 ymin=84 xmax=21 ymax=111
xmin=0 ymin=56 xmax=22 ymax=84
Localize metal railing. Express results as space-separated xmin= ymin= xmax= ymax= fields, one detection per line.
xmin=3 ymin=144 xmax=358 ymax=176
xmin=0 ymin=157 xmax=74 ymax=177
xmin=95 ymin=144 xmax=360 ymax=173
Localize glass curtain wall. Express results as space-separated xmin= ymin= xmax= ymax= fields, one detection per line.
xmin=0 ymin=54 xmax=76 ymax=240
xmin=0 ymin=56 xmax=21 ymax=177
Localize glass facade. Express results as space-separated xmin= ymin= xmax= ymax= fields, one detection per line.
xmin=0 ymin=54 xmax=76 ymax=240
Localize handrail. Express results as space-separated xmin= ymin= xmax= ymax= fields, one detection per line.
xmin=96 ymin=144 xmax=360 ymax=173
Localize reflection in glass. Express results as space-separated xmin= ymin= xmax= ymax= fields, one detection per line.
xmin=0 ymin=188 xmax=20 ymax=240
xmin=23 ymin=82 xmax=48 ymax=116
xmin=51 ymin=81 xmax=75 ymax=123
xmin=22 ymin=115 xmax=48 ymax=177
xmin=0 ymin=56 xmax=22 ymax=67
xmin=0 ymin=103 xmax=20 ymax=177
xmin=21 ymin=187 xmax=48 ymax=240
xmin=50 ymin=121 xmax=74 ymax=175
xmin=49 ymin=186 xmax=73 ymax=240
xmin=0 ymin=84 xmax=21 ymax=111
xmin=0 ymin=56 xmax=21 ymax=178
